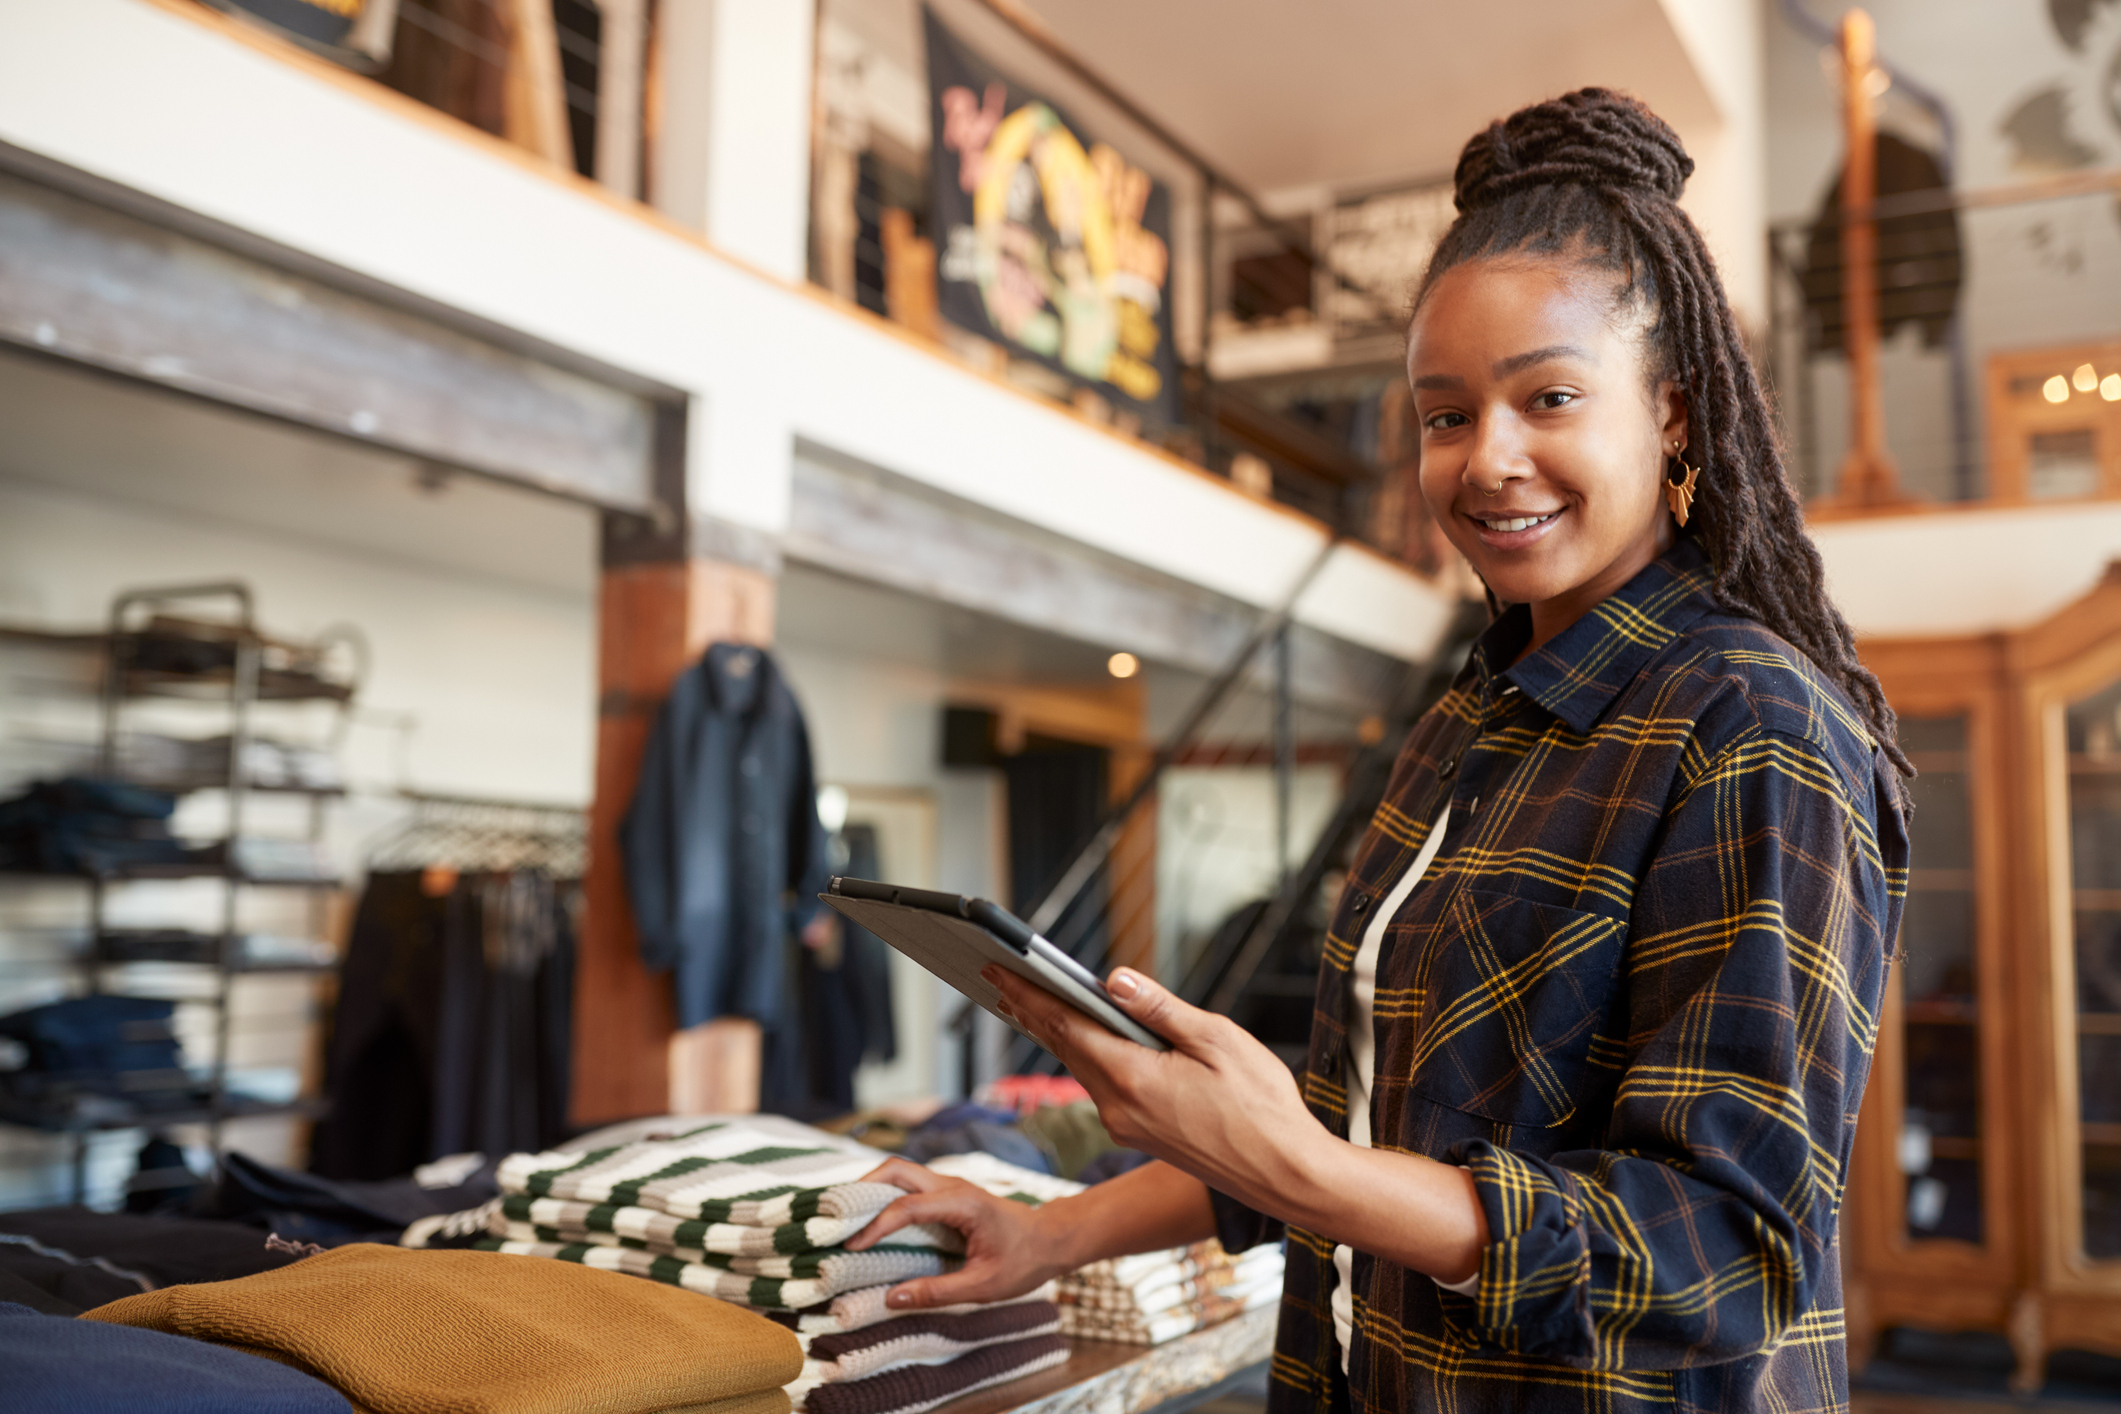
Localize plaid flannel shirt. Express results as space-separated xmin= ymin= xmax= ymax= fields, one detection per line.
xmin=1220 ymin=540 xmax=1908 ymax=1414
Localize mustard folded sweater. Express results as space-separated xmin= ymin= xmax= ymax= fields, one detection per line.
xmin=83 ymin=1243 xmax=802 ymax=1414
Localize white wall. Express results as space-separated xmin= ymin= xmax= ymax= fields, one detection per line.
xmin=652 ymin=0 xmax=816 ymax=280
xmin=1659 ymin=0 xmax=1769 ymax=328
xmin=1154 ymin=764 xmax=1338 ymax=982
xmin=1816 ymin=498 xmax=2121 ymax=638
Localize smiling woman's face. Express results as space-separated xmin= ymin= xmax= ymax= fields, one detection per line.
xmin=1409 ymin=257 xmax=1688 ymax=647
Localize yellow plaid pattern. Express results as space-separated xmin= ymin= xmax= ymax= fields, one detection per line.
xmin=1215 ymin=541 xmax=1907 ymax=1414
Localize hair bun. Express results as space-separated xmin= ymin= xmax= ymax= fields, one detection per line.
xmin=1453 ymin=88 xmax=1694 ymax=214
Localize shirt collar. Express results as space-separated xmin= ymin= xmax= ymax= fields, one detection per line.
xmin=1470 ymin=539 xmax=1718 ymax=734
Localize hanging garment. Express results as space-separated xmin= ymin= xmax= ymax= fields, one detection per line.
xmin=798 ymin=822 xmax=898 ymax=1114
xmin=620 ymin=643 xmax=830 ymax=1032
xmin=309 ymin=870 xmax=575 ymax=1181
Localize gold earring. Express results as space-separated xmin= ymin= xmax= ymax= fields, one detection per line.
xmin=1666 ymin=447 xmax=1700 ymax=527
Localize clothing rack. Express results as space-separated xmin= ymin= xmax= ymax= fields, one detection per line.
xmin=364 ymin=791 xmax=587 ymax=878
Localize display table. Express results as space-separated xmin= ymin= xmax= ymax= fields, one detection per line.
xmin=940 ymin=1305 xmax=1277 ymax=1414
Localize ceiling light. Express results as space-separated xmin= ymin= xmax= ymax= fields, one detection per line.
xmin=2045 ymin=375 xmax=2071 ymax=403
xmin=2104 ymin=373 xmax=2121 ymax=402
xmin=2075 ymin=363 xmax=2099 ymax=392
xmin=1107 ymin=651 xmax=1139 ymax=679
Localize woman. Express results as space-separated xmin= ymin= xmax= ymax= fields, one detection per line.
xmin=850 ymin=89 xmax=1910 ymax=1414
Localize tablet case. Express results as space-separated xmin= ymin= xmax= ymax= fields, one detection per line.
xmin=818 ymin=879 xmax=1170 ymax=1051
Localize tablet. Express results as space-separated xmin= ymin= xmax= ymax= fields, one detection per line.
xmin=818 ymin=877 xmax=1170 ymax=1051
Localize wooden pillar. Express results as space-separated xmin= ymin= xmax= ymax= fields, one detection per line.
xmin=502 ymin=0 xmax=573 ymax=167
xmin=1828 ymin=9 xmax=1907 ymax=509
xmin=571 ymin=407 xmax=779 ymax=1127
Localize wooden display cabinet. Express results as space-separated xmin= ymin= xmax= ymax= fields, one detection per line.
xmin=1848 ymin=566 xmax=2121 ymax=1388
xmin=1985 ymin=340 xmax=2121 ymax=504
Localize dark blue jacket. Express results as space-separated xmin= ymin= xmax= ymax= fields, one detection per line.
xmin=620 ymin=644 xmax=829 ymax=1030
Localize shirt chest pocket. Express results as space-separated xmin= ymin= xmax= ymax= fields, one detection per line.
xmin=1402 ymin=888 xmax=1625 ymax=1129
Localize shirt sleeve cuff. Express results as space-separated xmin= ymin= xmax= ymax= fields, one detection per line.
xmin=1448 ymin=1140 xmax=1593 ymax=1357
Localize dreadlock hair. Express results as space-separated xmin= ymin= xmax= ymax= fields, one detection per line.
xmin=1413 ymin=87 xmax=1913 ymax=779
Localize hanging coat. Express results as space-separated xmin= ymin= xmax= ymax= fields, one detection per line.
xmin=620 ymin=643 xmax=829 ymax=1031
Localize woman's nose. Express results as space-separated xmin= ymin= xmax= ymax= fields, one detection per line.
xmin=1463 ymin=414 xmax=1530 ymax=494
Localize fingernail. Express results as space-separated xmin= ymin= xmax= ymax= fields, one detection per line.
xmin=1108 ymin=969 xmax=1140 ymax=1000
xmin=996 ymin=1000 xmax=1016 ymax=1020
xmin=980 ymin=966 xmax=1002 ymax=985
xmin=887 ymin=1288 xmax=912 ymax=1307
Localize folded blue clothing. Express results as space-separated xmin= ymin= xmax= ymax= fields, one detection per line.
xmin=0 ymin=1301 xmax=352 ymax=1413
xmin=898 ymin=1104 xmax=1053 ymax=1176
xmin=197 ymin=1151 xmax=500 ymax=1246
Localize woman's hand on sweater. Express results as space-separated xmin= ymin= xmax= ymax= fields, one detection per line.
xmin=845 ymin=1157 xmax=1069 ymax=1309
xmin=981 ymin=965 xmax=1324 ymax=1228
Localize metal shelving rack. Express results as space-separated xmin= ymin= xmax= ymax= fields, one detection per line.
xmin=36 ymin=581 xmax=362 ymax=1199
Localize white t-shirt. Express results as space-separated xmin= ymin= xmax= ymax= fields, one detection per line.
xmin=1329 ymin=806 xmax=1474 ymax=1375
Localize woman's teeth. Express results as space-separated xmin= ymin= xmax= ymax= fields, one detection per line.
xmin=1479 ymin=512 xmax=1558 ymax=533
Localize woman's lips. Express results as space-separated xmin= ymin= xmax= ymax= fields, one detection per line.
xmin=1467 ymin=507 xmax=1564 ymax=550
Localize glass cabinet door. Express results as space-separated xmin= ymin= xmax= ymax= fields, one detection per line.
xmin=1897 ymin=714 xmax=1983 ymax=1244
xmin=2065 ymin=677 xmax=2121 ymax=1262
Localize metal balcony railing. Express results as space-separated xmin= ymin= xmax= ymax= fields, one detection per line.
xmin=1769 ymin=167 xmax=2121 ymax=512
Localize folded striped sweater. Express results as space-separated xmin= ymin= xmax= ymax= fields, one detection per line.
xmin=755 ymin=1282 xmax=1059 ymax=1338
xmin=786 ymin=1299 xmax=1062 ymax=1399
xmin=491 ymin=1194 xmax=961 ymax=1259
xmin=797 ymin=1332 xmax=1069 ymax=1414
xmin=499 ymin=1121 xmax=905 ymax=1227
xmin=472 ymin=1237 xmax=952 ymax=1310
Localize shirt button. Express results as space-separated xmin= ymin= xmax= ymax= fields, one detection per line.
xmin=1438 ymin=754 xmax=1460 ymax=780
xmin=1350 ymin=894 xmax=1370 ymax=915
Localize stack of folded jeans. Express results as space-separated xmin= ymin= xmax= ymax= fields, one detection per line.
xmin=0 ymin=777 xmax=189 ymax=875
xmin=0 ymin=995 xmax=193 ymax=1128
xmin=408 ymin=1119 xmax=1070 ymax=1413
xmin=927 ymin=1152 xmax=1284 ymax=1346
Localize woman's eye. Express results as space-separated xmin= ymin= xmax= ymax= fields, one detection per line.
xmin=1424 ymin=411 xmax=1468 ymax=432
xmin=1533 ymin=390 xmax=1576 ymax=410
